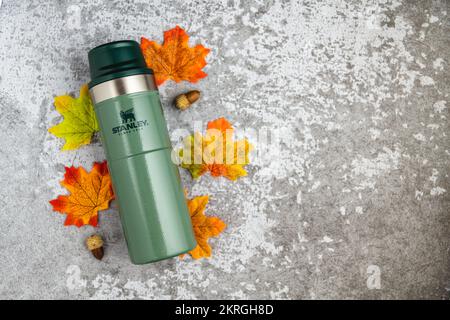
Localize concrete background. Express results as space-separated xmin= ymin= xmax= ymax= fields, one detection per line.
xmin=0 ymin=0 xmax=449 ymax=299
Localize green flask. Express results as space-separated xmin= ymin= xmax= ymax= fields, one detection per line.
xmin=88 ymin=40 xmax=196 ymax=264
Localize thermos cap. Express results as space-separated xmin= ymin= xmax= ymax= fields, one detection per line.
xmin=88 ymin=40 xmax=153 ymax=89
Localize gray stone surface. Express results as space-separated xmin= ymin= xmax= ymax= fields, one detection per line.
xmin=0 ymin=0 xmax=449 ymax=299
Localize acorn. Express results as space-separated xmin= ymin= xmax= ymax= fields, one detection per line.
xmin=175 ymin=90 xmax=201 ymax=110
xmin=86 ymin=234 xmax=104 ymax=260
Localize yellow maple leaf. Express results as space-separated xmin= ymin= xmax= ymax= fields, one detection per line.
xmin=140 ymin=25 xmax=210 ymax=86
xmin=49 ymin=161 xmax=114 ymax=227
xmin=49 ymin=84 xmax=99 ymax=150
xmin=182 ymin=195 xmax=226 ymax=259
xmin=178 ymin=118 xmax=252 ymax=180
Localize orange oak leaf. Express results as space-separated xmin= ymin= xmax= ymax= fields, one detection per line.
xmin=141 ymin=25 xmax=210 ymax=86
xmin=49 ymin=161 xmax=114 ymax=227
xmin=179 ymin=118 xmax=252 ymax=180
xmin=182 ymin=195 xmax=226 ymax=259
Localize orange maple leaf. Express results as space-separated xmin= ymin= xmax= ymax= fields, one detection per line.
xmin=179 ymin=118 xmax=252 ymax=180
xmin=207 ymin=117 xmax=233 ymax=134
xmin=49 ymin=161 xmax=115 ymax=227
xmin=140 ymin=25 xmax=210 ymax=85
xmin=182 ymin=195 xmax=226 ymax=259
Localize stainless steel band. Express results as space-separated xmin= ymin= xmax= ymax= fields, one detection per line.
xmin=89 ymin=74 xmax=157 ymax=104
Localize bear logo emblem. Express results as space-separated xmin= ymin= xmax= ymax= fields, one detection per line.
xmin=120 ymin=108 xmax=135 ymax=124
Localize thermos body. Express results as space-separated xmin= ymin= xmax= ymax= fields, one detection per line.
xmin=88 ymin=41 xmax=196 ymax=264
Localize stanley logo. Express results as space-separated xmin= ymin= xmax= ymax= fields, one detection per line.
xmin=112 ymin=108 xmax=149 ymax=135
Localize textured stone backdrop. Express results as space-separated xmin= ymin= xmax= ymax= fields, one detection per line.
xmin=0 ymin=0 xmax=449 ymax=299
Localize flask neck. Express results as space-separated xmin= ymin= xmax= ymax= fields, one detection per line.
xmin=89 ymin=74 xmax=157 ymax=104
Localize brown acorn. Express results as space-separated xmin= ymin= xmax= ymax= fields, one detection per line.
xmin=175 ymin=90 xmax=201 ymax=110
xmin=86 ymin=234 xmax=104 ymax=260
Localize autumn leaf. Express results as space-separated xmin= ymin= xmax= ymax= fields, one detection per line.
xmin=49 ymin=161 xmax=114 ymax=227
xmin=207 ymin=117 xmax=233 ymax=133
xmin=182 ymin=195 xmax=226 ymax=259
xmin=49 ymin=84 xmax=99 ymax=150
xmin=141 ymin=25 xmax=210 ymax=86
xmin=178 ymin=118 xmax=252 ymax=180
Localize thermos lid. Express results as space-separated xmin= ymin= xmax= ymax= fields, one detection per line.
xmin=88 ymin=40 xmax=153 ymax=89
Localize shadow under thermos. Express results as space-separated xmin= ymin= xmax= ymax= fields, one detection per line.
xmin=87 ymin=40 xmax=196 ymax=264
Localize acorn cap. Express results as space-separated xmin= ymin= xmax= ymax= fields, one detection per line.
xmin=86 ymin=234 xmax=103 ymax=251
xmin=175 ymin=95 xmax=190 ymax=110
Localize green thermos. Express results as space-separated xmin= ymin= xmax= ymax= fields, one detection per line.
xmin=87 ymin=40 xmax=196 ymax=264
